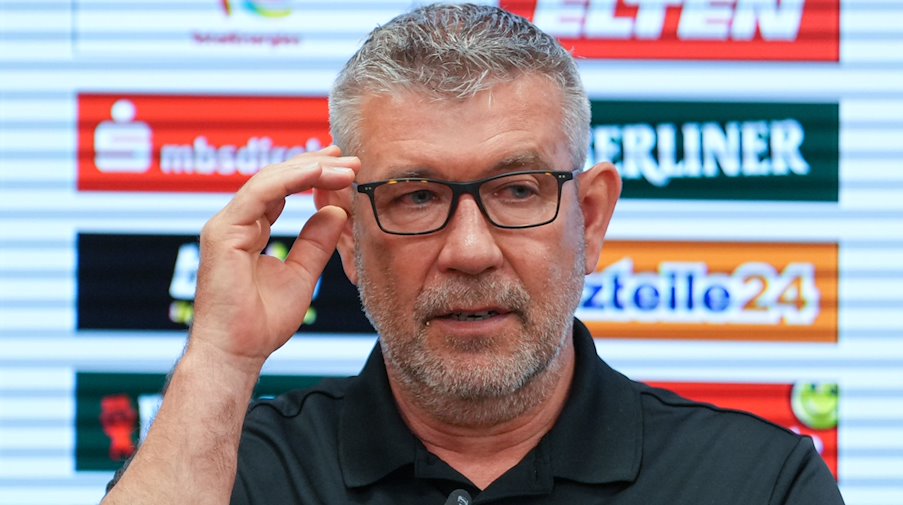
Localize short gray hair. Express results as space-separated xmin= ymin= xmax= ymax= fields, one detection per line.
xmin=329 ymin=3 xmax=589 ymax=169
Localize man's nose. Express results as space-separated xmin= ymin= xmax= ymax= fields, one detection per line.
xmin=435 ymin=195 xmax=504 ymax=276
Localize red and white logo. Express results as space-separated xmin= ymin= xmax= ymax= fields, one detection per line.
xmin=78 ymin=94 xmax=331 ymax=193
xmin=502 ymin=0 xmax=840 ymax=61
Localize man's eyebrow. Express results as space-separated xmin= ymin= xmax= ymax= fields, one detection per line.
xmin=382 ymin=167 xmax=437 ymax=179
xmin=490 ymin=153 xmax=550 ymax=172
xmin=377 ymin=153 xmax=550 ymax=180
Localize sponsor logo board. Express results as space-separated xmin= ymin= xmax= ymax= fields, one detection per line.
xmin=78 ymin=94 xmax=330 ymax=192
xmin=74 ymin=1 xmax=839 ymax=62
xmin=77 ymin=234 xmax=838 ymax=341
xmin=75 ymin=372 xmax=838 ymax=479
xmin=589 ymin=100 xmax=839 ymax=201
xmin=74 ymin=0 xmax=394 ymax=57
xmin=76 ymin=233 xmax=374 ymax=334
xmin=578 ymin=241 xmax=838 ymax=342
xmin=75 ymin=372 xmax=326 ymax=471
xmin=653 ymin=381 xmax=839 ymax=478
xmin=502 ymin=0 xmax=840 ymax=61
xmin=79 ymin=95 xmax=839 ymax=200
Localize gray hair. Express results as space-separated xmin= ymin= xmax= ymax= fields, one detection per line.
xmin=329 ymin=2 xmax=589 ymax=169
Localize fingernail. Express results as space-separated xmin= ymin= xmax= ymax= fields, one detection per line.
xmin=330 ymin=167 xmax=355 ymax=177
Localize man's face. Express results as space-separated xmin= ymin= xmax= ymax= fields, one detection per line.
xmin=347 ymin=76 xmax=588 ymax=404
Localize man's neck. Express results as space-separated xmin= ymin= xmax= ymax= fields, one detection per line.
xmin=387 ymin=340 xmax=576 ymax=490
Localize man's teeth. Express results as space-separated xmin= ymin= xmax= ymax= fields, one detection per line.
xmin=448 ymin=310 xmax=499 ymax=321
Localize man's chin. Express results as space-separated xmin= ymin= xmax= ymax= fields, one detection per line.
xmin=438 ymin=333 xmax=501 ymax=354
xmin=430 ymin=352 xmax=536 ymax=396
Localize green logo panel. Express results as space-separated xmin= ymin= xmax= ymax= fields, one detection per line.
xmin=75 ymin=372 xmax=327 ymax=471
xmin=589 ymin=100 xmax=839 ymax=201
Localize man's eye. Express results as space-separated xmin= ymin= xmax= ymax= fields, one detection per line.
xmin=496 ymin=184 xmax=539 ymax=200
xmin=398 ymin=189 xmax=438 ymax=206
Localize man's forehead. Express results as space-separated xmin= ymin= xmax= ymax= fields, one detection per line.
xmin=352 ymin=83 xmax=570 ymax=181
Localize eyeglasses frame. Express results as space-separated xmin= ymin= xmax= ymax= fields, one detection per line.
xmin=353 ymin=169 xmax=577 ymax=236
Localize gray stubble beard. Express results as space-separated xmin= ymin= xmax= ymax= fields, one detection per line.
xmin=354 ymin=224 xmax=586 ymax=427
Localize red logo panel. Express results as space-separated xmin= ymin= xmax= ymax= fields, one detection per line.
xmin=78 ymin=94 xmax=331 ymax=193
xmin=502 ymin=0 xmax=840 ymax=61
xmin=652 ymin=381 xmax=839 ymax=478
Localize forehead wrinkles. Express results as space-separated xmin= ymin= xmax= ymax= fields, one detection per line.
xmin=354 ymin=79 xmax=567 ymax=173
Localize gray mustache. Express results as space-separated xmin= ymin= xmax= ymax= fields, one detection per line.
xmin=413 ymin=277 xmax=531 ymax=321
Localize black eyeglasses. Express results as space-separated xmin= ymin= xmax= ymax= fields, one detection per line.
xmin=354 ymin=170 xmax=575 ymax=236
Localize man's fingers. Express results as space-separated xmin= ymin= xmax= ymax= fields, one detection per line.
xmin=264 ymin=199 xmax=287 ymax=226
xmin=224 ymin=158 xmax=357 ymax=227
xmin=284 ymin=206 xmax=348 ymax=287
xmin=225 ymin=163 xmax=319 ymax=225
xmin=317 ymin=144 xmax=342 ymax=156
xmin=200 ymin=148 xmax=358 ymax=259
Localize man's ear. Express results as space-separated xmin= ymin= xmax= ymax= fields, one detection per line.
xmin=577 ymin=162 xmax=621 ymax=275
xmin=314 ymin=187 xmax=359 ymax=285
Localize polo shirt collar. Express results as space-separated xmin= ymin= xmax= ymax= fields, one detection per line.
xmin=542 ymin=319 xmax=643 ymax=484
xmin=338 ymin=319 xmax=643 ymax=489
xmin=339 ymin=342 xmax=419 ymax=488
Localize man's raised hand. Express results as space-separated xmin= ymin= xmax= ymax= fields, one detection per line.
xmin=189 ymin=145 xmax=359 ymax=371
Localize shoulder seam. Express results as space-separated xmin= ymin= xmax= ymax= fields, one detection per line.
xmin=246 ymin=382 xmax=348 ymax=419
xmin=638 ymin=385 xmax=801 ymax=438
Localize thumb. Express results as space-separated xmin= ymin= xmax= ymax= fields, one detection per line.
xmin=284 ymin=206 xmax=348 ymax=287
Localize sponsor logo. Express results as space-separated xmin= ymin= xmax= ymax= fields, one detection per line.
xmin=77 ymin=233 xmax=373 ymax=334
xmin=168 ymin=240 xmax=322 ymax=327
xmin=196 ymin=0 xmax=299 ymax=47
xmin=578 ymin=241 xmax=838 ymax=342
xmin=78 ymin=94 xmax=330 ymax=192
xmin=502 ymin=0 xmax=840 ymax=61
xmin=221 ymin=0 xmax=293 ymax=19
xmin=653 ymin=381 xmax=839 ymax=478
xmin=588 ymin=100 xmax=839 ymax=201
xmin=75 ymin=372 xmax=326 ymax=471
xmin=99 ymin=395 xmax=138 ymax=461
xmin=73 ymin=2 xmax=398 ymax=57
xmin=792 ymin=382 xmax=838 ymax=430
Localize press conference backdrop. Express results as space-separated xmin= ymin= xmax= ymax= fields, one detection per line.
xmin=1 ymin=0 xmax=901 ymax=503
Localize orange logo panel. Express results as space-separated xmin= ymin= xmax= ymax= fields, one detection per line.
xmin=579 ymin=241 xmax=838 ymax=342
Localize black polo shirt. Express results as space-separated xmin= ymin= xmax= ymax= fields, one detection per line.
xmin=231 ymin=320 xmax=844 ymax=504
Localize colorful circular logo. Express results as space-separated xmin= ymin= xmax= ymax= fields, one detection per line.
xmin=222 ymin=0 xmax=292 ymax=18
xmin=791 ymin=382 xmax=838 ymax=430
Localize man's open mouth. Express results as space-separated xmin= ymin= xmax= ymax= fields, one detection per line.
xmin=444 ymin=310 xmax=501 ymax=322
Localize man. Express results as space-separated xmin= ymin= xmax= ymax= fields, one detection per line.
xmin=103 ymin=3 xmax=844 ymax=504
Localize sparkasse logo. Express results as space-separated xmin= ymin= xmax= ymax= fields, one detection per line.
xmin=589 ymin=100 xmax=839 ymax=201
xmin=501 ymin=0 xmax=840 ymax=61
xmin=78 ymin=94 xmax=330 ymax=192
xmin=578 ymin=241 xmax=838 ymax=342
